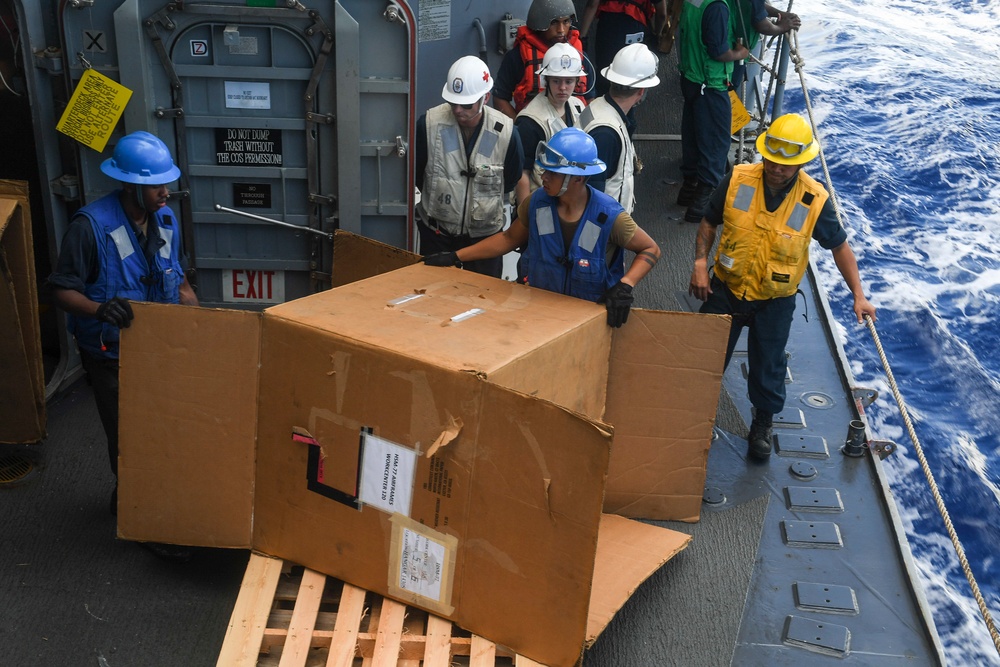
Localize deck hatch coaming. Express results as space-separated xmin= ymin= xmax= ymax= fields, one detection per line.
xmin=783 ymin=615 xmax=851 ymax=656
xmin=785 ymin=486 xmax=844 ymax=513
xmin=782 ymin=520 xmax=843 ymax=548
xmin=793 ymin=582 xmax=860 ymax=615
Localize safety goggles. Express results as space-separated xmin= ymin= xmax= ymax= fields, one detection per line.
xmin=763 ymin=133 xmax=813 ymax=158
xmin=535 ymin=141 xmax=589 ymax=170
xmin=539 ymin=54 xmax=582 ymax=76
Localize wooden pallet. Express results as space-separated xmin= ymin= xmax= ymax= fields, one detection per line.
xmin=218 ymin=553 xmax=548 ymax=667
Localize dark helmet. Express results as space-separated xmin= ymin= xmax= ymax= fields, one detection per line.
xmin=526 ymin=0 xmax=577 ymax=31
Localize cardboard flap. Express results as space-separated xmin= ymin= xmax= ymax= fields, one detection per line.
xmin=586 ymin=513 xmax=691 ymax=644
xmin=118 ymin=302 xmax=261 ymax=548
xmin=459 ymin=381 xmax=612 ymax=666
xmin=331 ymin=229 xmax=420 ymax=287
xmin=0 ymin=182 xmax=46 ymax=444
xmin=604 ymin=309 xmax=731 ymax=521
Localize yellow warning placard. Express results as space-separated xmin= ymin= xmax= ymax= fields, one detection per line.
xmin=56 ymin=69 xmax=133 ymax=152
xmin=729 ymin=89 xmax=752 ymax=135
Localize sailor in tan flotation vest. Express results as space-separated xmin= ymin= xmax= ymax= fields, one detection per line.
xmin=688 ymin=113 xmax=877 ymax=461
xmin=415 ymin=56 xmax=526 ymax=278
xmin=514 ymin=43 xmax=587 ymax=206
xmin=493 ymin=0 xmax=593 ymax=119
xmin=580 ymin=43 xmax=660 ymax=213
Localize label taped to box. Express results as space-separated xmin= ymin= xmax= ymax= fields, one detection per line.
xmin=358 ymin=432 xmax=417 ymax=515
xmin=388 ymin=514 xmax=457 ymax=615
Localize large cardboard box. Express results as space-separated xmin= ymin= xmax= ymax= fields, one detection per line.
xmin=118 ymin=233 xmax=729 ymax=665
xmin=0 ymin=181 xmax=46 ymax=444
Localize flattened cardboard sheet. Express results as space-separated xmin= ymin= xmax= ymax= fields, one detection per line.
xmin=118 ymin=303 xmax=260 ymax=547
xmin=0 ymin=182 xmax=45 ymax=444
xmin=605 ymin=309 xmax=731 ymax=521
xmin=586 ymin=513 xmax=692 ymax=644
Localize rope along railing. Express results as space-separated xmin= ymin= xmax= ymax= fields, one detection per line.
xmin=780 ymin=27 xmax=1000 ymax=657
xmin=865 ymin=317 xmax=1000 ymax=656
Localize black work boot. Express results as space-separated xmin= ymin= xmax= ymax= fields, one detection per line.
xmin=747 ymin=412 xmax=774 ymax=461
xmin=683 ymin=182 xmax=715 ymax=223
xmin=676 ymin=177 xmax=698 ymax=206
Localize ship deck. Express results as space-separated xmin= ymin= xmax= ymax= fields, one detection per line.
xmin=0 ymin=50 xmax=942 ymax=666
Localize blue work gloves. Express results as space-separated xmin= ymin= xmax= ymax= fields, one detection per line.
xmin=598 ymin=281 xmax=634 ymax=328
xmin=96 ymin=297 xmax=134 ymax=328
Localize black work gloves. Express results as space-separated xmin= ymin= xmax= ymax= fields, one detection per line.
xmin=422 ymin=251 xmax=462 ymax=268
xmin=598 ymin=281 xmax=634 ymax=328
xmin=96 ymin=297 xmax=134 ymax=328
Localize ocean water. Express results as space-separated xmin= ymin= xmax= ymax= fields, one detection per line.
xmin=788 ymin=0 xmax=1000 ymax=663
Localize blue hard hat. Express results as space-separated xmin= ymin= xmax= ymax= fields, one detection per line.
xmin=100 ymin=131 xmax=181 ymax=185
xmin=535 ymin=127 xmax=606 ymax=176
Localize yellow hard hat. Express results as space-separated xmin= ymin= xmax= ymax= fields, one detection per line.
xmin=756 ymin=113 xmax=820 ymax=165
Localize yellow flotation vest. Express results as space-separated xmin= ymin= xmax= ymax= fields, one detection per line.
xmin=714 ymin=163 xmax=829 ymax=300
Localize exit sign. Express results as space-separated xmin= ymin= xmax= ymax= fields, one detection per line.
xmin=222 ymin=269 xmax=285 ymax=304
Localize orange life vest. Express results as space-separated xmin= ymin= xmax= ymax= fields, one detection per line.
xmin=512 ymin=26 xmax=589 ymax=111
xmin=597 ymin=0 xmax=656 ymax=26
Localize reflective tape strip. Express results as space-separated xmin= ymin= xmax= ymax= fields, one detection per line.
xmin=579 ymin=220 xmax=601 ymax=253
xmin=536 ymin=206 xmax=556 ymax=236
xmin=159 ymin=227 xmax=173 ymax=259
xmin=786 ymin=203 xmax=809 ymax=232
xmin=109 ymin=225 xmax=134 ymax=261
xmin=733 ymin=184 xmax=755 ymax=212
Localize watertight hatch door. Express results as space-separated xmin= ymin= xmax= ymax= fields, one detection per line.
xmin=57 ymin=1 xmax=412 ymax=311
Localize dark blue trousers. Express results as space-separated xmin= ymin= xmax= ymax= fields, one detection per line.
xmin=79 ymin=348 xmax=120 ymax=476
xmin=679 ymin=76 xmax=731 ymax=187
xmin=700 ymin=275 xmax=797 ymax=415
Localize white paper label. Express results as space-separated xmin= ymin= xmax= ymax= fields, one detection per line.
xmin=224 ymin=81 xmax=271 ymax=109
xmin=397 ymin=527 xmax=446 ymax=601
xmin=359 ymin=433 xmax=417 ymax=515
xmin=719 ymin=253 xmax=735 ymax=270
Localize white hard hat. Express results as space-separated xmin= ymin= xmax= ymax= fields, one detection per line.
xmin=601 ymin=43 xmax=660 ymax=88
xmin=442 ymin=56 xmax=493 ymax=104
xmin=538 ymin=43 xmax=584 ymax=88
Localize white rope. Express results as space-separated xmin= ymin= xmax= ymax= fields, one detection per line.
xmin=784 ymin=28 xmax=1000 ymax=657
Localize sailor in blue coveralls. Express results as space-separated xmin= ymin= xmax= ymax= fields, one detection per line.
xmin=423 ymin=127 xmax=660 ymax=328
xmin=49 ymin=131 xmax=199 ymax=521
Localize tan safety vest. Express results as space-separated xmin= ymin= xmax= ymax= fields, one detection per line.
xmin=517 ymin=94 xmax=585 ymax=192
xmin=579 ymin=97 xmax=635 ymax=213
xmin=418 ymin=103 xmax=513 ymax=238
xmin=714 ymin=163 xmax=830 ymax=300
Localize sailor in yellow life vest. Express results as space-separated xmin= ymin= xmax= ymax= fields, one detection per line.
xmin=688 ymin=113 xmax=877 ymax=461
